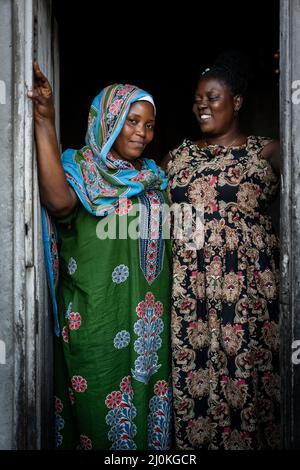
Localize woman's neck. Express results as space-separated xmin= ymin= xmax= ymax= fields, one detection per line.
xmin=110 ymin=149 xmax=143 ymax=170
xmin=203 ymin=130 xmax=246 ymax=147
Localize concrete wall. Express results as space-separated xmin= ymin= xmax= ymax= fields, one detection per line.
xmin=0 ymin=0 xmax=56 ymax=449
xmin=0 ymin=0 xmax=14 ymax=450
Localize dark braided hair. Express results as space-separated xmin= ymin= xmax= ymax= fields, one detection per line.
xmin=200 ymin=49 xmax=250 ymax=97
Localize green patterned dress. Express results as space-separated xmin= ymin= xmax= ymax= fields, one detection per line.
xmin=53 ymin=190 xmax=172 ymax=450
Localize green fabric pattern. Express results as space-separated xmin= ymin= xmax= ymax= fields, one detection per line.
xmin=53 ymin=191 xmax=172 ymax=450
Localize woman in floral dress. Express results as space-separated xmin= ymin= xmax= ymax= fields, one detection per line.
xmin=162 ymin=51 xmax=280 ymax=449
xmin=28 ymin=63 xmax=172 ymax=450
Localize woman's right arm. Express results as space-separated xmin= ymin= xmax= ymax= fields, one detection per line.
xmin=28 ymin=62 xmax=78 ymax=218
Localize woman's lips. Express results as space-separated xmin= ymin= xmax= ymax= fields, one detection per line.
xmin=129 ymin=141 xmax=145 ymax=148
xmin=199 ymin=114 xmax=213 ymax=122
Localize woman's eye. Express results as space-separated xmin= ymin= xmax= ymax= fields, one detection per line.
xmin=146 ymin=123 xmax=154 ymax=130
xmin=127 ymin=118 xmax=137 ymax=125
xmin=194 ymin=95 xmax=219 ymax=104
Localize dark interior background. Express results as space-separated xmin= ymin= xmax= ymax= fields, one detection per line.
xmin=52 ymin=0 xmax=279 ymax=160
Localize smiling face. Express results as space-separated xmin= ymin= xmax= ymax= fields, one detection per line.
xmin=112 ymin=101 xmax=155 ymax=166
xmin=193 ymin=76 xmax=243 ymax=137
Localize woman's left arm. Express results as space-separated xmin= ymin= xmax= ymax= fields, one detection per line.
xmin=260 ymin=139 xmax=280 ymax=175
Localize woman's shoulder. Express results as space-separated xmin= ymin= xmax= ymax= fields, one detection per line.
xmin=248 ymin=135 xmax=279 ymax=148
xmin=248 ymin=135 xmax=280 ymax=158
xmin=249 ymin=136 xmax=280 ymax=175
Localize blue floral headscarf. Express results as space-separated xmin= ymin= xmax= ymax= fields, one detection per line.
xmin=62 ymin=83 xmax=167 ymax=216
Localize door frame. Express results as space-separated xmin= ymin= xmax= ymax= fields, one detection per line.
xmin=280 ymin=0 xmax=300 ymax=450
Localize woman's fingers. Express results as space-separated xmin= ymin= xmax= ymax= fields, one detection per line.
xmin=28 ymin=61 xmax=55 ymax=120
xmin=27 ymin=88 xmax=40 ymax=100
xmin=27 ymin=88 xmax=48 ymax=103
xmin=33 ymin=61 xmax=47 ymax=81
xmin=27 ymin=61 xmax=53 ymax=101
xmin=27 ymin=83 xmax=44 ymax=99
xmin=32 ymin=61 xmax=52 ymax=93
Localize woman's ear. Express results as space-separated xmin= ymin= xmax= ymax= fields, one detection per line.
xmin=233 ymin=95 xmax=243 ymax=112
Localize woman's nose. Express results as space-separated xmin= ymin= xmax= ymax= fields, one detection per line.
xmin=199 ymin=100 xmax=209 ymax=109
xmin=194 ymin=100 xmax=208 ymax=112
xmin=135 ymin=125 xmax=146 ymax=136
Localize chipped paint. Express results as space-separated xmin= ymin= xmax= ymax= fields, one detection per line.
xmin=0 ymin=341 xmax=5 ymax=365
xmin=0 ymin=80 xmax=5 ymax=104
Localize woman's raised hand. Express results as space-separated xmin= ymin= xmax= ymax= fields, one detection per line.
xmin=27 ymin=62 xmax=55 ymax=123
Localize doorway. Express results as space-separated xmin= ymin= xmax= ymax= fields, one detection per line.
xmin=51 ymin=0 xmax=285 ymax=449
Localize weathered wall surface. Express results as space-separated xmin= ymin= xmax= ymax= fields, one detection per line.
xmin=0 ymin=0 xmax=56 ymax=449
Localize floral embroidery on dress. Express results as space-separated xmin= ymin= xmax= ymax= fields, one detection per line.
xmin=147 ymin=380 xmax=172 ymax=450
xmin=56 ymin=415 xmax=65 ymax=433
xmin=80 ymin=435 xmax=92 ymax=450
xmin=132 ymin=292 xmax=164 ymax=384
xmin=105 ymin=376 xmax=137 ymax=450
xmin=71 ymin=375 xmax=88 ymax=393
xmin=62 ymin=326 xmax=69 ymax=343
xmin=138 ymin=190 xmax=165 ymax=284
xmin=55 ymin=396 xmax=63 ymax=414
xmin=68 ymin=387 xmax=76 ymax=406
xmin=65 ymin=302 xmax=72 ymax=319
xmin=112 ymin=265 xmax=129 ymax=284
xmin=68 ymin=257 xmax=77 ymax=275
xmin=69 ymin=312 xmax=82 ymax=330
xmin=54 ymin=396 xmax=64 ymax=447
xmin=114 ymin=330 xmax=131 ymax=349
xmin=188 ymin=175 xmax=219 ymax=213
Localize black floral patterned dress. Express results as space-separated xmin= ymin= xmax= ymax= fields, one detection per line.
xmin=166 ymin=136 xmax=280 ymax=450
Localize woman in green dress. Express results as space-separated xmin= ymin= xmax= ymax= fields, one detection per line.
xmin=28 ymin=63 xmax=172 ymax=450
